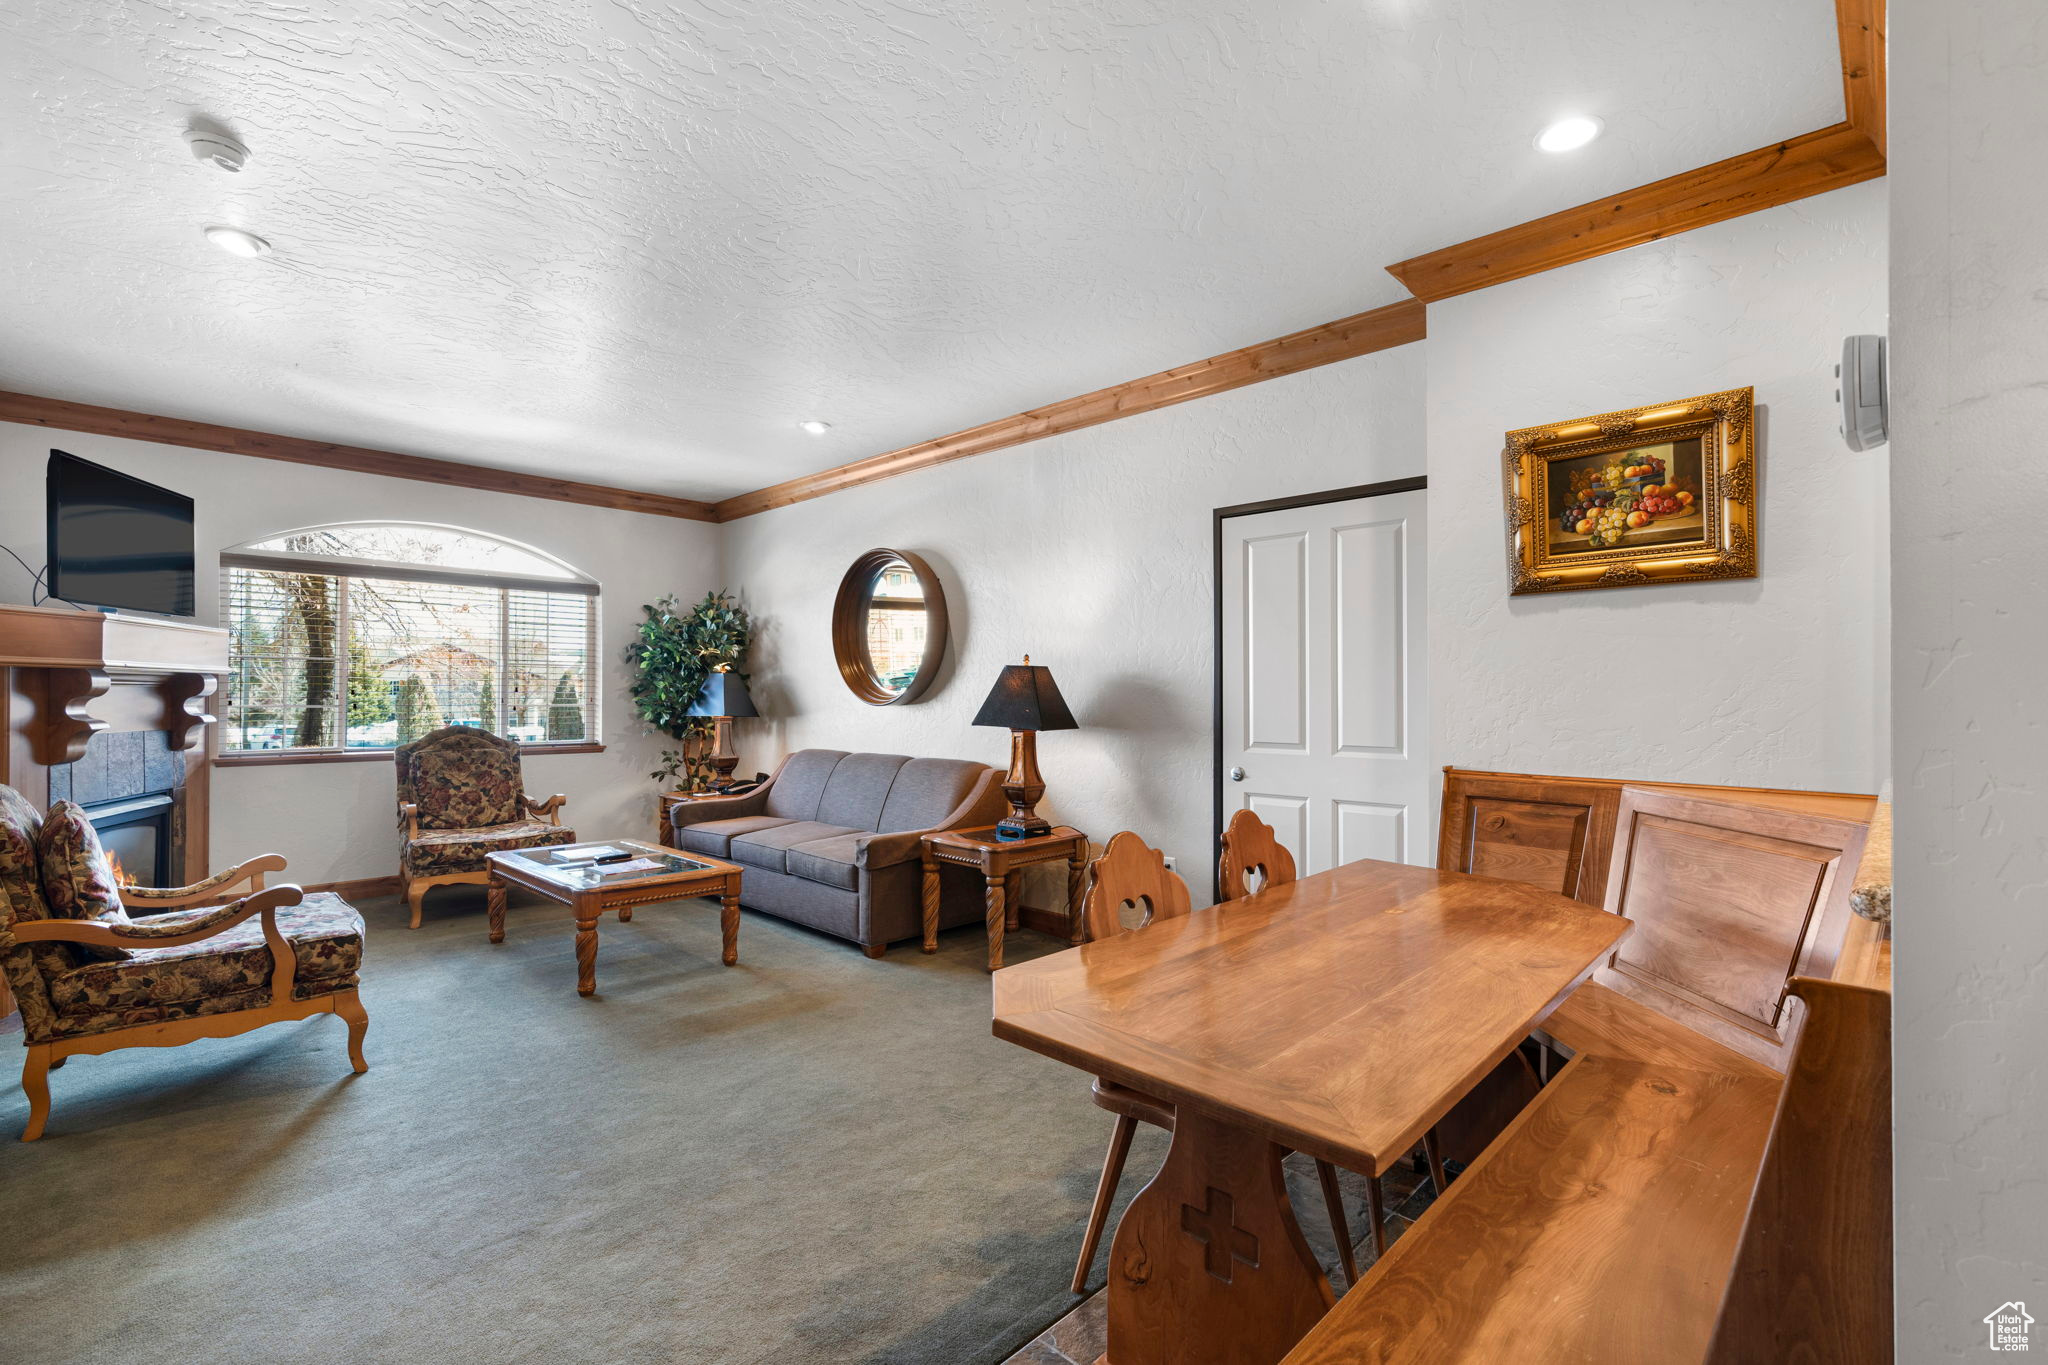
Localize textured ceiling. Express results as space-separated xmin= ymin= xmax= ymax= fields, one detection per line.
xmin=0 ymin=1 xmax=1842 ymax=500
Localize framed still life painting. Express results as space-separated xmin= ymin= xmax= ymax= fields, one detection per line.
xmin=1503 ymin=386 xmax=1757 ymax=594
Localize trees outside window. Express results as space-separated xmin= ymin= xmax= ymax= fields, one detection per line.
xmin=221 ymin=524 xmax=597 ymax=754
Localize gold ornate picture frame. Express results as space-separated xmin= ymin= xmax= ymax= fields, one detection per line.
xmin=1504 ymin=386 xmax=1756 ymax=594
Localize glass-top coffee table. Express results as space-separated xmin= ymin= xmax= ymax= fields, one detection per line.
xmin=484 ymin=839 xmax=744 ymax=996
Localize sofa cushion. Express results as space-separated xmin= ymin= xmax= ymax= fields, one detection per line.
xmin=402 ymin=820 xmax=577 ymax=876
xmin=47 ymin=892 xmax=364 ymax=1019
xmin=878 ymin=758 xmax=990 ymax=833
xmin=679 ymin=815 xmax=793 ymax=859
xmin=0 ymin=786 xmax=52 ymax=925
xmin=784 ymin=837 xmax=862 ymax=891
xmin=37 ymin=801 xmax=132 ymax=963
xmin=0 ymin=785 xmax=69 ymax=1040
xmin=763 ymin=750 xmax=849 ymax=821
xmin=814 ymin=753 xmax=910 ymax=831
xmin=731 ymin=821 xmax=862 ymax=875
xmin=786 ymin=830 xmax=929 ymax=893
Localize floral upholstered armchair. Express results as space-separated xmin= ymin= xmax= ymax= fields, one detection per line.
xmin=0 ymin=784 xmax=368 ymax=1141
xmin=396 ymin=725 xmax=574 ymax=928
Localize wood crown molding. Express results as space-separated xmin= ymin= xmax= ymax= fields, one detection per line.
xmin=718 ymin=2 xmax=1885 ymax=516
xmin=1388 ymin=1 xmax=1886 ymax=303
xmin=1386 ymin=122 xmax=1885 ymax=303
xmin=714 ymin=299 xmax=1426 ymax=520
xmin=0 ymin=392 xmax=718 ymax=523
xmin=1838 ymin=0 xmax=1887 ymax=155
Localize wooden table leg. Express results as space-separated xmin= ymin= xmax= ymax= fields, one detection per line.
xmin=921 ymin=851 xmax=941 ymax=953
xmin=575 ymin=913 xmax=600 ymax=996
xmin=984 ymin=873 xmax=1007 ymax=972
xmin=1067 ymin=852 xmax=1087 ymax=945
xmin=487 ymin=870 xmax=508 ymax=944
xmin=1005 ymin=870 xmax=1023 ymax=931
xmin=1104 ymin=1108 xmax=1334 ymax=1365
xmin=720 ymin=878 xmax=740 ymax=967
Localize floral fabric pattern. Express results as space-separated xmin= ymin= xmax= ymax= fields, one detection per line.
xmin=0 ymin=785 xmax=52 ymax=925
xmin=48 ymin=893 xmax=363 ymax=1019
xmin=107 ymin=899 xmax=256 ymax=940
xmin=395 ymin=726 xmax=526 ymax=831
xmin=122 ymin=865 xmax=256 ymax=903
xmin=1 ymin=786 xmax=71 ymax=1038
xmin=402 ymin=820 xmax=577 ymax=875
xmin=34 ymin=801 xmax=130 ymax=963
xmin=50 ymin=977 xmax=357 ymax=1040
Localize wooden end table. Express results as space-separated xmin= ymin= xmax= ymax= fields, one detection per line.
xmin=485 ymin=839 xmax=744 ymax=997
xmin=656 ymin=790 xmax=714 ymax=847
xmin=920 ymin=825 xmax=1088 ymax=972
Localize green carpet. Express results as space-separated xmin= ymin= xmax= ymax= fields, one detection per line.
xmin=0 ymin=889 xmax=1168 ymax=1365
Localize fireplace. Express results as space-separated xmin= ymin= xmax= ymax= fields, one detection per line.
xmin=2 ymin=603 xmax=228 ymax=1024
xmin=48 ymin=730 xmax=186 ymax=892
xmin=83 ymin=793 xmax=176 ymax=888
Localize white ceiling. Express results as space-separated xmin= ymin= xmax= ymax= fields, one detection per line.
xmin=0 ymin=1 xmax=1843 ymax=501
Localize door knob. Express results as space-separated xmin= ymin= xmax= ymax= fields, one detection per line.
xmin=1228 ymin=766 xmax=1245 ymax=782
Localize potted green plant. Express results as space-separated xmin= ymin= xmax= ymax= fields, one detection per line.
xmin=627 ymin=591 xmax=753 ymax=793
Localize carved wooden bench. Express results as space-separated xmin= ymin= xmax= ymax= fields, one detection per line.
xmin=1280 ymin=977 xmax=1891 ymax=1365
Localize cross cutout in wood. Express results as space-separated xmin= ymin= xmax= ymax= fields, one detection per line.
xmin=1180 ymin=1185 xmax=1260 ymax=1283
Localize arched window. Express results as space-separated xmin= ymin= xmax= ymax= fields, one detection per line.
xmin=219 ymin=523 xmax=598 ymax=756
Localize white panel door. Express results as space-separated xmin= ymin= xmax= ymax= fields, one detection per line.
xmin=1220 ymin=488 xmax=1427 ymax=879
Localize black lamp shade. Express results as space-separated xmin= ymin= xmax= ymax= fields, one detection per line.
xmin=686 ymin=671 xmax=758 ymax=719
xmin=972 ymin=663 xmax=1077 ymax=731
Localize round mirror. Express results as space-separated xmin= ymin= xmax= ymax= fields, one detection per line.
xmin=832 ymin=548 xmax=949 ymax=705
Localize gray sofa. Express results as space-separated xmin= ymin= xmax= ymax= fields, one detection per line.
xmin=670 ymin=749 xmax=1007 ymax=956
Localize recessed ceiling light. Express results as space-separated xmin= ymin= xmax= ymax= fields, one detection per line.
xmin=1535 ymin=116 xmax=1603 ymax=154
xmin=203 ymin=225 xmax=271 ymax=258
xmin=798 ymin=420 xmax=831 ymax=435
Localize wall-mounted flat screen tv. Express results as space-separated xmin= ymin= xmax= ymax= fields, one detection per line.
xmin=46 ymin=450 xmax=196 ymax=617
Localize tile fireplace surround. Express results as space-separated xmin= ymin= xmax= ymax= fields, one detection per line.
xmin=49 ymin=730 xmax=187 ymax=887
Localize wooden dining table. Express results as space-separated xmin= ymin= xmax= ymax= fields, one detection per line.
xmin=992 ymin=858 xmax=1632 ymax=1365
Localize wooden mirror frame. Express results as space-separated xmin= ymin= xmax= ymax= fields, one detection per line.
xmin=832 ymin=548 xmax=949 ymax=706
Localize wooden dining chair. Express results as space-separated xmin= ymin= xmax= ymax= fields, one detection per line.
xmin=1072 ymin=830 xmax=1365 ymax=1292
xmin=1218 ymin=807 xmax=1298 ymax=901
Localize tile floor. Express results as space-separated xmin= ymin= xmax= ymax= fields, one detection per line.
xmin=1002 ymin=1149 xmax=1444 ymax=1364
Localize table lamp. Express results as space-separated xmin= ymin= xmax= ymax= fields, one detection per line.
xmin=685 ymin=667 xmax=758 ymax=792
xmin=971 ymin=655 xmax=1078 ymax=841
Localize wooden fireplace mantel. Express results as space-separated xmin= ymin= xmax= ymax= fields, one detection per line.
xmin=0 ymin=603 xmax=230 ymax=765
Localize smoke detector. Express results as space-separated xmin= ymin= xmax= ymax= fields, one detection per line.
xmin=183 ymin=127 xmax=251 ymax=173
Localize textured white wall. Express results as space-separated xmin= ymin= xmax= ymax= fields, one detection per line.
xmin=1427 ymin=180 xmax=1891 ymax=794
xmin=717 ymin=346 xmax=1425 ymax=902
xmin=1891 ymin=2 xmax=2048 ymax=1355
xmin=0 ymin=425 xmax=718 ymax=884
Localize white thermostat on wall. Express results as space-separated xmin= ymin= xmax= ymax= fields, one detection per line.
xmin=1837 ymin=334 xmax=1887 ymax=451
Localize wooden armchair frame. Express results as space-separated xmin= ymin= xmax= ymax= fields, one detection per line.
xmin=10 ymin=868 xmax=368 ymax=1140
xmin=399 ymin=791 xmax=568 ymax=929
xmin=120 ymin=853 xmax=288 ymax=909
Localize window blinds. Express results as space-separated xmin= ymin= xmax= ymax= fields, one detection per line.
xmin=221 ymin=555 xmax=596 ymax=754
